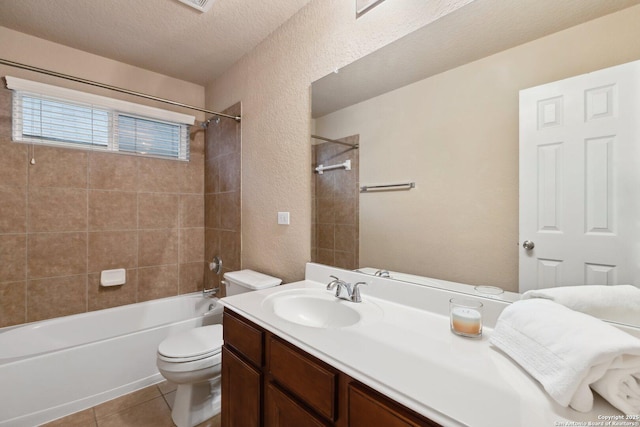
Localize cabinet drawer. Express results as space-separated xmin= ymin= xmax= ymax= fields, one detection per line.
xmin=265 ymin=382 xmax=330 ymax=427
xmin=268 ymin=336 xmax=338 ymax=421
xmin=223 ymin=309 xmax=264 ymax=367
xmin=349 ymin=383 xmax=441 ymax=427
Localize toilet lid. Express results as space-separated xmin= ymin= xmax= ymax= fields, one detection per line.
xmin=158 ymin=325 xmax=223 ymax=360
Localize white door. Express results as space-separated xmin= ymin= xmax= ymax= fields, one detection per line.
xmin=519 ymin=61 xmax=640 ymax=293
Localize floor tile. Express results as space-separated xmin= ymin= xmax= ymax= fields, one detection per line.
xmin=41 ymin=408 xmax=96 ymax=426
xmin=94 ymin=385 xmax=161 ymax=419
xmin=195 ymin=414 xmax=221 ymax=427
xmin=158 ymin=380 xmax=178 ymax=395
xmin=96 ymin=396 xmax=173 ymax=427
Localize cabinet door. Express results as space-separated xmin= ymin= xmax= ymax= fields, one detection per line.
xmin=222 ymin=347 xmax=261 ymax=427
xmin=349 ymin=383 xmax=440 ymax=427
xmin=265 ymin=382 xmax=329 ymax=427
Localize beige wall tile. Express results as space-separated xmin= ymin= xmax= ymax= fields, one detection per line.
xmin=180 ymin=195 xmax=204 ymax=228
xmin=204 ymin=157 xmax=219 ymax=194
xmin=317 ymin=224 xmax=335 ymax=250
xmin=179 ymin=228 xmax=204 ymax=264
xmin=0 ymin=186 xmax=26 ymax=233
xmin=137 ymin=158 xmax=181 ymax=193
xmin=334 ymin=251 xmax=356 ymax=270
xmin=181 ymin=152 xmax=204 ymax=194
xmin=179 ymin=262 xmax=205 ymax=294
xmin=29 ymin=187 xmax=87 ymax=232
xmin=334 ymin=197 xmax=356 ymax=225
xmin=138 ymin=229 xmax=178 ymax=267
xmin=0 ymin=88 xmax=11 ymax=141
xmin=218 ymin=191 xmax=240 ymax=231
xmin=218 ymin=152 xmax=240 ymax=193
xmin=219 ymin=230 xmax=240 ymax=271
xmin=138 ymin=193 xmax=179 ymax=229
xmin=316 ymin=248 xmax=334 ymax=266
xmin=89 ymin=152 xmax=138 ymax=191
xmin=0 ymin=234 xmax=26 ymax=283
xmin=0 ymin=143 xmax=27 ymax=188
xmin=204 ymin=193 xmax=218 ymax=229
xmin=88 ymin=231 xmax=137 ymax=273
xmin=138 ymin=265 xmax=178 ymax=302
xmin=88 ymin=270 xmax=137 ymax=311
xmin=88 ymin=190 xmax=137 ymax=231
xmin=27 ymin=274 xmax=86 ymax=322
xmin=0 ymin=281 xmax=26 ymax=327
xmin=28 ymin=232 xmax=87 ymax=278
xmin=28 ymin=146 xmax=87 ymax=189
xmin=189 ymin=126 xmax=205 ymax=156
xmin=316 ymin=197 xmax=335 ymax=224
xmin=204 ymin=228 xmax=220 ymax=262
xmin=335 ymin=225 xmax=356 ymax=253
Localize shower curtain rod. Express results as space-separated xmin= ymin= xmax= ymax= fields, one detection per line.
xmin=0 ymin=58 xmax=241 ymax=122
xmin=311 ymin=134 xmax=359 ymax=149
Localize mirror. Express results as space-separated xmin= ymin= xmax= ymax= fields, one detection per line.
xmin=310 ymin=0 xmax=640 ymax=322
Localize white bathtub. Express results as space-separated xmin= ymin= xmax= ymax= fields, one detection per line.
xmin=0 ymin=292 xmax=223 ymax=427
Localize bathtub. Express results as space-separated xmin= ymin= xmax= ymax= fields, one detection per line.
xmin=0 ymin=292 xmax=223 ymax=427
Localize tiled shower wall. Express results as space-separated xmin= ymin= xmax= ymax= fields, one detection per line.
xmin=0 ymin=88 xmax=206 ymax=327
xmin=204 ymin=103 xmax=241 ymax=296
xmin=311 ymin=135 xmax=359 ymax=270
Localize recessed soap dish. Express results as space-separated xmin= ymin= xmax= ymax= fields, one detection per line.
xmin=100 ymin=269 xmax=126 ymax=287
xmin=474 ymin=285 xmax=504 ymax=296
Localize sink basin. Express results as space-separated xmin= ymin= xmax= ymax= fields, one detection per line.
xmin=262 ymin=289 xmax=378 ymax=328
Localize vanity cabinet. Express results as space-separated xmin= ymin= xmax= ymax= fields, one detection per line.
xmin=222 ymin=308 xmax=440 ymax=427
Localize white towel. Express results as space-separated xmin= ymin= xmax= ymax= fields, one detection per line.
xmin=490 ymin=299 xmax=640 ymax=414
xmin=521 ymin=285 xmax=640 ymax=325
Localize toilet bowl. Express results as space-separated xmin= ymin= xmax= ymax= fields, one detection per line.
xmin=157 ymin=325 xmax=223 ymax=427
xmin=157 ymin=269 xmax=281 ymax=427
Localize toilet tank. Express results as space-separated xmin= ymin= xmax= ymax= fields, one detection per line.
xmin=223 ymin=270 xmax=282 ymax=296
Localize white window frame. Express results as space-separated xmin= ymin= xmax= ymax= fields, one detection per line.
xmin=6 ymin=76 xmax=195 ymax=161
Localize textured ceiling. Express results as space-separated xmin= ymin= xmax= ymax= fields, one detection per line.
xmin=0 ymin=0 xmax=312 ymax=85
xmin=312 ymin=0 xmax=640 ymax=117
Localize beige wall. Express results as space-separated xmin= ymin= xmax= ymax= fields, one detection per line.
xmin=205 ymin=0 xmax=474 ymax=283
xmin=314 ymin=5 xmax=640 ymax=291
xmin=0 ymin=27 xmax=206 ymax=327
xmin=0 ymin=26 xmax=204 ymax=119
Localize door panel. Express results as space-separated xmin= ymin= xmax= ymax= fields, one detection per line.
xmin=519 ymin=61 xmax=640 ymax=292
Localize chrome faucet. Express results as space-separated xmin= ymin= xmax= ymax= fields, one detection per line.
xmin=374 ymin=269 xmax=391 ymax=278
xmin=326 ymin=275 xmax=367 ymax=303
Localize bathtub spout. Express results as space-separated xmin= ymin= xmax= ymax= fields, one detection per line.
xmin=203 ymin=287 xmax=218 ymax=298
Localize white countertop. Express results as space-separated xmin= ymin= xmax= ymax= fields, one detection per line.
xmin=220 ymin=263 xmax=625 ymax=427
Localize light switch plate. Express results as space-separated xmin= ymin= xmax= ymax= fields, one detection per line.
xmin=278 ymin=212 xmax=290 ymax=225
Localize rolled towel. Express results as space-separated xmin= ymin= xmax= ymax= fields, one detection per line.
xmin=521 ymin=285 xmax=640 ymax=325
xmin=592 ymin=368 xmax=640 ymax=415
xmin=490 ymin=299 xmax=640 ymax=413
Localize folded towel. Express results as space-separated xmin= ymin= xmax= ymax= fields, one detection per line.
xmin=490 ymin=299 xmax=640 ymax=414
xmin=521 ymin=285 xmax=640 ymax=325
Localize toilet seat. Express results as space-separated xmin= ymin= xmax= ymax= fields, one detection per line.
xmin=158 ymin=325 xmax=223 ymax=363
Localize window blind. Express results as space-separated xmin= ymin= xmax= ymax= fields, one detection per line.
xmin=17 ymin=94 xmax=111 ymax=148
xmin=9 ymin=77 xmax=193 ymax=161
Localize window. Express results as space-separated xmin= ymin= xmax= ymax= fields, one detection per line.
xmin=7 ymin=76 xmax=194 ymax=161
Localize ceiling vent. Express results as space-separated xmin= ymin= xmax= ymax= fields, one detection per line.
xmin=177 ymin=0 xmax=215 ymax=12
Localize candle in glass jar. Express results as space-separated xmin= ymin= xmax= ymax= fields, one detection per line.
xmin=449 ymin=298 xmax=483 ymax=337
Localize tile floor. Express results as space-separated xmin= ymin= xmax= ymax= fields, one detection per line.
xmin=41 ymin=381 xmax=220 ymax=427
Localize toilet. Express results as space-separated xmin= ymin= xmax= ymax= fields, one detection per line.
xmin=156 ymin=269 xmax=281 ymax=427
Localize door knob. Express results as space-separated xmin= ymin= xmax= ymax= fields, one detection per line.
xmin=522 ymin=240 xmax=535 ymax=250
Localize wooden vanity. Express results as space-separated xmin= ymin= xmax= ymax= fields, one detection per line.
xmin=221 ymin=308 xmax=440 ymax=427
